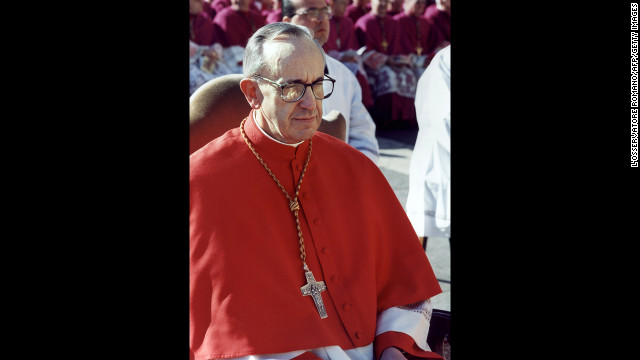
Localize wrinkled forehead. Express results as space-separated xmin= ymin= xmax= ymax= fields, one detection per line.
xmin=261 ymin=36 xmax=325 ymax=80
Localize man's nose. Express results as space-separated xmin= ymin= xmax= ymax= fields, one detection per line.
xmin=298 ymin=87 xmax=317 ymax=109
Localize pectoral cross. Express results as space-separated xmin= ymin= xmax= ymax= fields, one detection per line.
xmin=300 ymin=263 xmax=328 ymax=319
xmin=381 ymin=39 xmax=388 ymax=52
xmin=416 ymin=45 xmax=423 ymax=56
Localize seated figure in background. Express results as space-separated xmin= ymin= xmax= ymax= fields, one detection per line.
xmin=393 ymin=0 xmax=445 ymax=79
xmin=355 ymin=0 xmax=418 ymax=128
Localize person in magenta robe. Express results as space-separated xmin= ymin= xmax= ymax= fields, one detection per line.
xmin=344 ymin=0 xmax=371 ymax=24
xmin=190 ymin=0 xmax=230 ymax=95
xmin=354 ymin=0 xmax=419 ymax=128
xmin=423 ymin=0 xmax=449 ymax=42
xmin=202 ymin=0 xmax=217 ymax=19
xmin=325 ymin=0 xmax=358 ymax=52
xmin=393 ymin=0 xmax=445 ymax=77
xmin=213 ymin=0 xmax=267 ymax=47
xmin=211 ymin=0 xmax=231 ymax=12
xmin=264 ymin=0 xmax=283 ymax=22
xmin=190 ymin=0 xmax=219 ymax=46
xmin=190 ymin=22 xmax=443 ymax=360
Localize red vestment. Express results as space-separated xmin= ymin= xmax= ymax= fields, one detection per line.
xmin=345 ymin=4 xmax=371 ymax=24
xmin=423 ymin=5 xmax=450 ymax=42
xmin=213 ymin=8 xmax=266 ymax=47
xmin=393 ymin=12 xmax=444 ymax=58
xmin=190 ymin=112 xmax=442 ymax=359
xmin=324 ymin=15 xmax=359 ymax=53
xmin=264 ymin=8 xmax=282 ymax=23
xmin=190 ymin=11 xmax=219 ymax=46
xmin=354 ymin=14 xmax=417 ymax=126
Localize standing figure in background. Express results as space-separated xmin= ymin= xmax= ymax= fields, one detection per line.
xmin=423 ymin=0 xmax=450 ymax=42
xmin=393 ymin=0 xmax=444 ymax=78
xmin=190 ymin=0 xmax=227 ymax=95
xmin=264 ymin=0 xmax=283 ymax=22
xmin=202 ymin=0 xmax=218 ymax=18
xmin=355 ymin=0 xmax=418 ymax=128
xmin=345 ymin=0 xmax=371 ymax=24
xmin=283 ymin=0 xmax=380 ymax=163
xmin=406 ymin=45 xmax=451 ymax=251
xmin=325 ymin=0 xmax=359 ymax=53
xmin=214 ymin=0 xmax=267 ymax=48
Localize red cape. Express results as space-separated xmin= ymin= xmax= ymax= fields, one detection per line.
xmin=190 ymin=113 xmax=442 ymax=359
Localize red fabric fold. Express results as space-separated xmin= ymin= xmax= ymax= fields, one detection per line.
xmin=375 ymin=331 xmax=444 ymax=360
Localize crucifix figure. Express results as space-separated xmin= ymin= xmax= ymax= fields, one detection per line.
xmin=300 ymin=263 xmax=328 ymax=319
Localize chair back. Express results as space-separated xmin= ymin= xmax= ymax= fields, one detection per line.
xmin=190 ymin=74 xmax=250 ymax=155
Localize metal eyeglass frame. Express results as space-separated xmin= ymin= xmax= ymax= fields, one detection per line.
xmin=295 ymin=6 xmax=333 ymax=21
xmin=253 ymin=74 xmax=336 ymax=103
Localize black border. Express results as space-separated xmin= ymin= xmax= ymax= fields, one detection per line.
xmin=2 ymin=1 xmax=639 ymax=358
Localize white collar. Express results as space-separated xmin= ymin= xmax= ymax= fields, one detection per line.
xmin=252 ymin=111 xmax=303 ymax=147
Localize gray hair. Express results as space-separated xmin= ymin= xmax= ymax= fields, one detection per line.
xmin=243 ymin=22 xmax=327 ymax=77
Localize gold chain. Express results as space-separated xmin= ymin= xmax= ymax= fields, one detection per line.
xmin=240 ymin=117 xmax=313 ymax=262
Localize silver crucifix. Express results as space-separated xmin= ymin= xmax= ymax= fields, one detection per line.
xmin=300 ymin=263 xmax=328 ymax=319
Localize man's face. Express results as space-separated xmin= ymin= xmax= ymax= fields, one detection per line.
xmin=255 ymin=36 xmax=325 ymax=144
xmin=406 ymin=0 xmax=426 ymax=16
xmin=371 ymin=0 xmax=389 ymax=15
xmin=330 ymin=0 xmax=348 ymax=17
xmin=285 ymin=0 xmax=332 ymax=45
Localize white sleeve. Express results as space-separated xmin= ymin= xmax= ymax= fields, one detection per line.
xmin=375 ymin=299 xmax=434 ymax=352
xmin=324 ymin=57 xmax=380 ymax=165
xmin=345 ymin=70 xmax=380 ymax=165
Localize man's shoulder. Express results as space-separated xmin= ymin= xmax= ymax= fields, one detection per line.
xmin=313 ymin=132 xmax=377 ymax=166
xmin=392 ymin=12 xmax=408 ymax=21
xmin=190 ymin=129 xmax=244 ymax=176
xmin=214 ymin=7 xmax=237 ymax=19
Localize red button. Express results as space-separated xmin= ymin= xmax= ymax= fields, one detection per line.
xmin=331 ymin=275 xmax=340 ymax=283
xmin=303 ymin=192 xmax=311 ymax=199
xmin=322 ymin=247 xmax=330 ymax=255
xmin=314 ymin=218 xmax=322 ymax=225
xmin=296 ymin=164 xmax=303 ymax=171
xmin=355 ymin=331 xmax=362 ymax=339
xmin=343 ymin=303 xmax=351 ymax=311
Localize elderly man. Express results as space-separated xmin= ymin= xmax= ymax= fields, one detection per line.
xmin=282 ymin=0 xmax=379 ymax=163
xmin=190 ymin=22 xmax=443 ymax=360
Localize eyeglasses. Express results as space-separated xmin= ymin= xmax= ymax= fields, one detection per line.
xmin=253 ymin=74 xmax=336 ymax=103
xmin=295 ymin=6 xmax=333 ymax=21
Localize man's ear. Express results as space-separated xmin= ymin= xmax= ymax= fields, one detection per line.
xmin=240 ymin=77 xmax=262 ymax=109
xmin=282 ymin=15 xmax=291 ymax=22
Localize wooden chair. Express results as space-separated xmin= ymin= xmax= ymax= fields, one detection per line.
xmin=190 ymin=74 xmax=347 ymax=155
